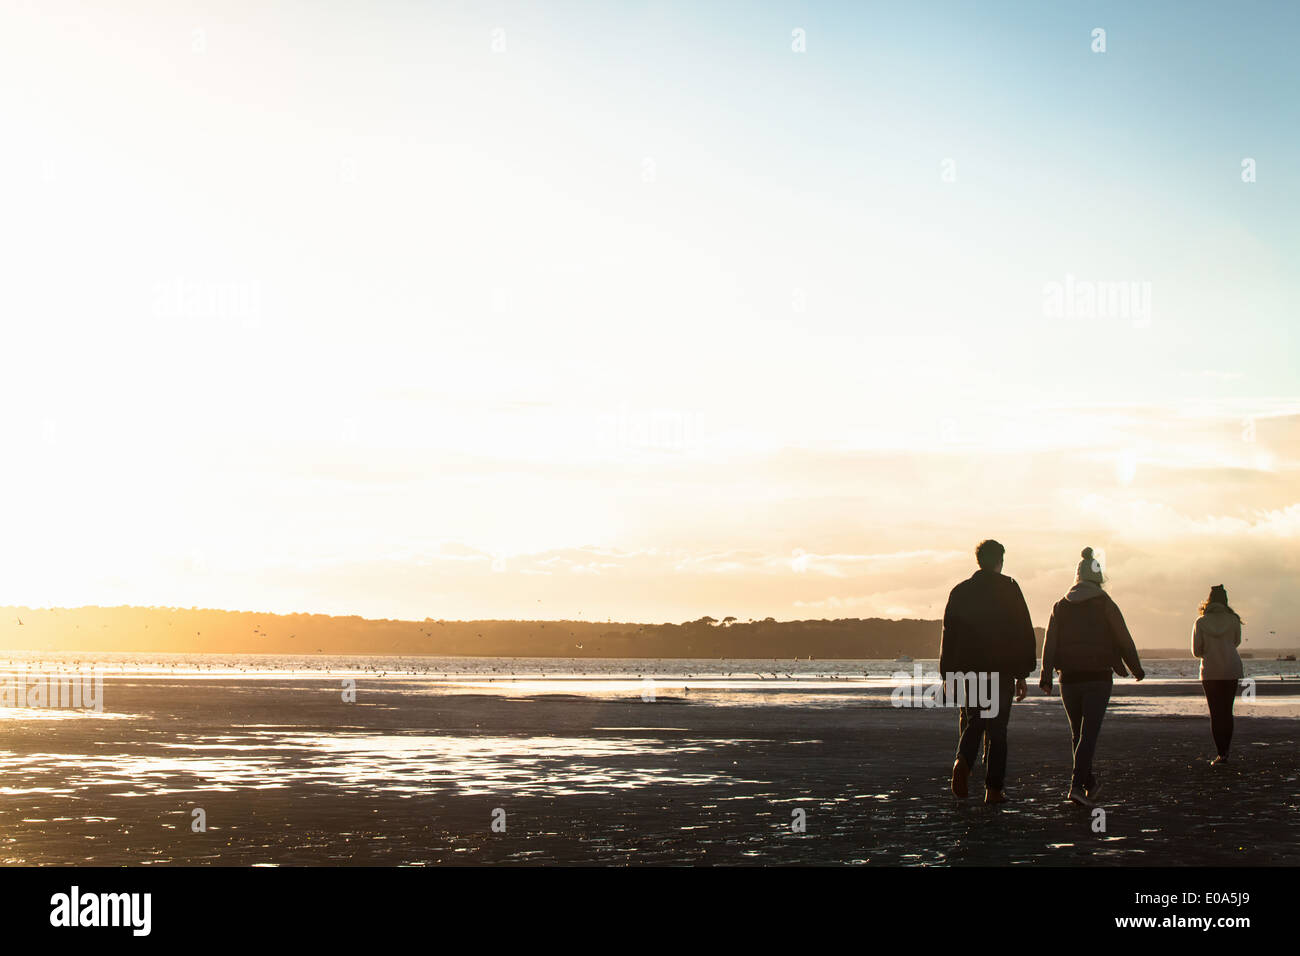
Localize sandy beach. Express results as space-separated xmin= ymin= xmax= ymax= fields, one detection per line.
xmin=0 ymin=669 xmax=1296 ymax=866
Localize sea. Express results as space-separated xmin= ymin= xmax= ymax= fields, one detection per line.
xmin=1 ymin=652 xmax=1297 ymax=717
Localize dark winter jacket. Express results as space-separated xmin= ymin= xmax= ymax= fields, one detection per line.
xmin=939 ymin=569 xmax=1037 ymax=679
xmin=1041 ymin=583 xmax=1144 ymax=683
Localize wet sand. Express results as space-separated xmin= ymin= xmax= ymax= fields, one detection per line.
xmin=1 ymin=677 xmax=1296 ymax=865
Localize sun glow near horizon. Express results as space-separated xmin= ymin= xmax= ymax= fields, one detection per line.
xmin=0 ymin=1 xmax=1297 ymax=647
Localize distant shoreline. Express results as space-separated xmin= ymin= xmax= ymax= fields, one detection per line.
xmin=1 ymin=605 xmax=1296 ymax=659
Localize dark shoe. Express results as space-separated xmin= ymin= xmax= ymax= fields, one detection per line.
xmin=1067 ymin=785 xmax=1096 ymax=808
xmin=951 ymin=756 xmax=970 ymax=799
xmin=984 ymin=788 xmax=1007 ymax=805
xmin=1085 ymin=774 xmax=1102 ymax=801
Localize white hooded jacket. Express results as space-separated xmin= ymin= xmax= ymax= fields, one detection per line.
xmin=1192 ymin=603 xmax=1244 ymax=680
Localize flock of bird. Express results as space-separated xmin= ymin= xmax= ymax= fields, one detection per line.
xmin=8 ymin=617 xmax=1297 ymax=682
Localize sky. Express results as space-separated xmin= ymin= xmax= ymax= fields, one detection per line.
xmin=0 ymin=1 xmax=1297 ymax=647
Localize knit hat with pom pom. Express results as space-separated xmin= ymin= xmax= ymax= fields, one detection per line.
xmin=1076 ymin=547 xmax=1104 ymax=585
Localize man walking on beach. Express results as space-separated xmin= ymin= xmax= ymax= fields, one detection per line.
xmin=939 ymin=539 xmax=1037 ymax=804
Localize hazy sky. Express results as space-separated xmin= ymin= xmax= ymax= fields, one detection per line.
xmin=1 ymin=1 xmax=1297 ymax=646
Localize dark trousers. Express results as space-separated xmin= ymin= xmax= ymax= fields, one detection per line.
xmin=955 ymin=673 xmax=1016 ymax=790
xmin=1060 ymin=678 xmax=1112 ymax=789
xmin=1202 ymin=678 xmax=1239 ymax=757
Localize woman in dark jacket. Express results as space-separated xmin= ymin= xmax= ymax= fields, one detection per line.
xmin=1039 ymin=548 xmax=1145 ymax=807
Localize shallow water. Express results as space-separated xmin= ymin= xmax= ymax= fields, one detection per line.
xmin=1 ymin=651 xmax=1297 ymax=680
xmin=0 ymin=653 xmax=1297 ymax=716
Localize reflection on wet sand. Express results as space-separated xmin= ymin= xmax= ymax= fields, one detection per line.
xmin=100 ymin=732 xmax=755 ymax=797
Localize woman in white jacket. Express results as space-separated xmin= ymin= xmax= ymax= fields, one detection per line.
xmin=1192 ymin=584 xmax=1244 ymax=765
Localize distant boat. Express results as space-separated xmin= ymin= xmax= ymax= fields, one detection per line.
xmin=1277 ymin=654 xmax=1297 ymax=662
